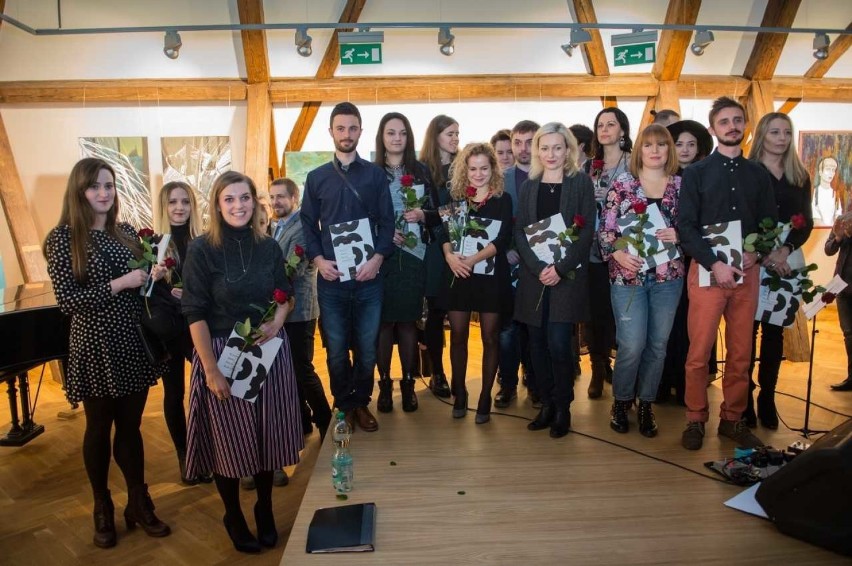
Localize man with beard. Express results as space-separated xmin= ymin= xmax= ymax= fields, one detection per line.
xmin=678 ymin=96 xmax=777 ymax=451
xmin=301 ymin=102 xmax=394 ymax=432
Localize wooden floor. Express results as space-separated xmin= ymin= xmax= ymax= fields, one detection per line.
xmin=1 ymin=308 xmax=851 ymax=565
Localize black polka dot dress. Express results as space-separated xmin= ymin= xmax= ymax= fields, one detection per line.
xmin=45 ymin=223 xmax=162 ymax=402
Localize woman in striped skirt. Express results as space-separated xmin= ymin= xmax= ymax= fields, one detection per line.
xmin=182 ymin=171 xmax=304 ymax=554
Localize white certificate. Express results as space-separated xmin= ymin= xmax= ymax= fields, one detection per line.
xmin=329 ymin=218 xmax=375 ymax=282
xmin=217 ymin=326 xmax=283 ymax=403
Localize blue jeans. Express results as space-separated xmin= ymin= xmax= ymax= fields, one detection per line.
xmin=317 ymin=281 xmax=383 ymax=411
xmin=610 ymin=277 xmax=682 ymax=402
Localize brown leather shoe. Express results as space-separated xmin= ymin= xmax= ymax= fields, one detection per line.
xmin=353 ymin=406 xmax=379 ymax=432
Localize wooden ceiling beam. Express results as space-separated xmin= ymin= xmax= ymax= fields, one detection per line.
xmin=284 ymin=0 xmax=366 ymax=155
xmin=653 ymin=0 xmax=702 ymax=82
xmin=0 ymin=80 xmax=248 ymax=103
xmin=571 ymin=0 xmax=610 ymax=77
xmin=743 ymin=0 xmax=801 ymax=81
xmin=236 ymin=0 xmax=270 ymax=84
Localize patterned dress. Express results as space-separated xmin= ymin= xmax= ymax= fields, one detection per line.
xmin=44 ymin=223 xmax=161 ymax=402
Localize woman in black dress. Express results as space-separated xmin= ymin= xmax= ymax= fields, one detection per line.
xmin=514 ymin=123 xmax=596 ymax=437
xmin=151 ymin=181 xmax=210 ymax=484
xmin=44 ymin=157 xmax=170 ymax=548
xmin=374 ymin=112 xmax=438 ymax=413
xmin=746 ymin=112 xmax=814 ymax=429
xmin=182 ymin=171 xmax=303 ymax=553
xmin=418 ymin=114 xmax=459 ymax=397
xmin=438 ymin=142 xmax=513 ymax=423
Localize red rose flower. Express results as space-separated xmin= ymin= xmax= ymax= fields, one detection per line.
xmin=400 ymin=174 xmax=415 ymax=187
xmin=294 ymin=244 xmax=305 ymax=257
xmin=163 ymin=257 xmax=177 ymax=269
xmin=573 ymin=214 xmax=586 ymax=229
xmin=273 ymin=289 xmax=288 ymax=304
xmin=790 ymin=213 xmax=807 ymax=231
xmin=466 ymin=186 xmax=477 ymax=198
xmin=591 ymin=159 xmax=604 ymax=172
xmin=823 ymin=292 xmax=837 ymax=305
xmin=633 ymin=201 xmax=648 ymax=215
xmin=138 ymin=228 xmax=155 ymax=238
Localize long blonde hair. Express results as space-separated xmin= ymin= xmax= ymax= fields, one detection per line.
xmin=155 ymin=181 xmax=202 ymax=238
xmin=204 ymin=171 xmax=265 ymax=248
xmin=748 ymin=112 xmax=809 ymax=187
xmin=46 ymin=157 xmax=140 ymax=282
xmin=528 ymin=122 xmax=581 ymax=180
xmin=449 ymin=143 xmax=504 ymax=201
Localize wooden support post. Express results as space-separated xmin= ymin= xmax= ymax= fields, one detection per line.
xmin=245 ymin=84 xmax=273 ymax=194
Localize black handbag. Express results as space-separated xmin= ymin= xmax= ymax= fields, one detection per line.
xmin=135 ymin=321 xmax=171 ymax=366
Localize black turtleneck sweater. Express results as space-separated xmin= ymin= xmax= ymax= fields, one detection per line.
xmin=181 ymin=224 xmax=289 ymax=337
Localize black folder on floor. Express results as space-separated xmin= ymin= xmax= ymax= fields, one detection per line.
xmin=306 ymin=502 xmax=377 ymax=553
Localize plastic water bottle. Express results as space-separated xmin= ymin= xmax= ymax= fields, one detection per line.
xmin=331 ymin=412 xmax=353 ymax=493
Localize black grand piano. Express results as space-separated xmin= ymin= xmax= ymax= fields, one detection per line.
xmin=0 ymin=281 xmax=70 ymax=446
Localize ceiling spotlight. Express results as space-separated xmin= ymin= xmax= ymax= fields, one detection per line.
xmin=438 ymin=27 xmax=455 ymax=56
xmin=295 ymin=27 xmax=312 ymax=57
xmin=163 ymin=30 xmax=182 ymax=59
xmin=570 ymin=28 xmax=592 ymax=45
xmin=561 ymin=43 xmax=576 ymax=57
xmin=690 ymin=29 xmax=714 ymax=56
xmin=813 ymin=32 xmax=830 ymax=60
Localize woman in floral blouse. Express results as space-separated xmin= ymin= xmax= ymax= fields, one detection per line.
xmin=598 ymin=124 xmax=684 ymax=437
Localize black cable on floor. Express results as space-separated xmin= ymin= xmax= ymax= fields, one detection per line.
xmin=774 ymin=389 xmax=852 ymax=419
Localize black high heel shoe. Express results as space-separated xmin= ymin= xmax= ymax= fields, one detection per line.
xmin=223 ymin=513 xmax=262 ymax=554
xmin=452 ymin=390 xmax=468 ymax=418
xmin=254 ymin=502 xmax=278 ymax=548
xmin=475 ymin=394 xmax=492 ymax=424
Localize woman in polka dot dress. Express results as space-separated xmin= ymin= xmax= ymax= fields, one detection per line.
xmin=44 ymin=157 xmax=171 ymax=549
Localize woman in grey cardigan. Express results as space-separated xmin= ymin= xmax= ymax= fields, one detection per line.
xmin=514 ymin=122 xmax=596 ymax=438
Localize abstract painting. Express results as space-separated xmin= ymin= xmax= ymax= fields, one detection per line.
xmin=284 ymin=151 xmax=334 ymax=191
xmin=161 ymin=136 xmax=231 ymax=225
xmin=799 ymin=131 xmax=851 ymax=226
xmin=79 ymin=137 xmax=151 ymax=229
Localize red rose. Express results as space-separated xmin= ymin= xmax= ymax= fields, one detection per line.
xmin=591 ymin=159 xmax=604 ymax=172
xmin=294 ymin=244 xmax=305 ymax=257
xmin=573 ymin=214 xmax=586 ymax=229
xmin=272 ymin=289 xmax=288 ymax=304
xmin=466 ymin=186 xmax=477 ymax=198
xmin=400 ymin=174 xmax=415 ymax=187
xmin=790 ymin=213 xmax=807 ymax=231
xmin=823 ymin=292 xmax=837 ymax=305
xmin=633 ymin=202 xmax=648 ymax=215
xmin=138 ymin=228 xmax=155 ymax=238
xmin=163 ymin=257 xmax=177 ymax=269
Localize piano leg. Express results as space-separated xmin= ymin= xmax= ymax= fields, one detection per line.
xmin=1 ymin=372 xmax=45 ymax=447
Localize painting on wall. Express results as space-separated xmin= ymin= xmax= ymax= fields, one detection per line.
xmin=799 ymin=131 xmax=852 ymax=227
xmin=284 ymin=151 xmax=334 ymax=191
xmin=161 ymin=136 xmax=231 ymax=225
xmin=79 ymin=137 xmax=151 ymax=230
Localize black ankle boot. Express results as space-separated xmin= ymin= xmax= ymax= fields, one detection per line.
xmin=400 ymin=374 xmax=419 ymax=412
xmin=224 ymin=513 xmax=262 ymax=553
xmin=92 ymin=489 xmax=117 ymax=548
xmin=550 ymin=407 xmax=571 ymax=438
xmin=528 ymin=403 xmax=555 ymax=431
xmin=377 ymin=374 xmax=393 ymax=413
xmin=756 ymin=391 xmax=779 ymax=430
xmin=254 ymin=501 xmax=277 ymax=548
xmin=124 ymin=484 xmax=171 ymax=537
xmin=610 ymin=400 xmax=630 ymax=433
xmin=429 ymin=372 xmax=451 ymax=398
xmin=637 ymin=400 xmax=658 ymax=438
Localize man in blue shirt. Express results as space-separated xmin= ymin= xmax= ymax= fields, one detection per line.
xmin=301 ymin=102 xmax=395 ymax=432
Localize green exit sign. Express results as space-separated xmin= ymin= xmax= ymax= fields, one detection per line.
xmin=613 ymin=42 xmax=656 ymax=67
xmin=340 ymin=43 xmax=382 ymax=65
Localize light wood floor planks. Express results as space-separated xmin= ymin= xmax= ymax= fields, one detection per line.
xmin=1 ymin=308 xmax=851 ymax=565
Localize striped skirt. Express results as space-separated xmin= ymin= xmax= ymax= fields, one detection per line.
xmin=185 ymin=329 xmax=305 ymax=479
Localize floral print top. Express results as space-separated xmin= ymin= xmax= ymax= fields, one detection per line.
xmin=599 ymin=172 xmax=685 ymax=286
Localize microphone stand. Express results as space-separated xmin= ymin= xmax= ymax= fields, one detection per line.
xmin=790 ymin=312 xmax=828 ymax=439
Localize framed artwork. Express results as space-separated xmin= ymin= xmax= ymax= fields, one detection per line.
xmin=161 ymin=136 xmax=231 ymax=225
xmin=79 ymin=137 xmax=151 ymax=229
xmin=284 ymin=151 xmax=334 ymax=190
xmin=798 ymin=131 xmax=851 ymax=227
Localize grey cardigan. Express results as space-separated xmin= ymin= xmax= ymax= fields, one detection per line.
xmin=513 ymin=172 xmax=596 ymax=327
xmin=275 ymin=213 xmax=320 ymax=323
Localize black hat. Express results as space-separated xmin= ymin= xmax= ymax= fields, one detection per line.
xmin=667 ymin=120 xmax=714 ymax=161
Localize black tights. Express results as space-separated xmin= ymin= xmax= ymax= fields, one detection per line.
xmin=214 ymin=471 xmax=274 ymax=518
xmin=377 ymin=321 xmax=419 ymax=377
xmin=448 ymin=311 xmax=501 ymax=413
xmin=423 ymin=297 xmax=447 ymax=375
xmin=82 ymin=389 xmax=149 ymax=493
xmin=161 ymin=355 xmax=187 ymax=456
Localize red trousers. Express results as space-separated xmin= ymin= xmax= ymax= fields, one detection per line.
xmin=685 ymin=262 xmax=759 ymax=422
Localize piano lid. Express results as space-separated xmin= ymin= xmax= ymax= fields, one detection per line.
xmin=1 ymin=281 xmax=58 ymax=314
